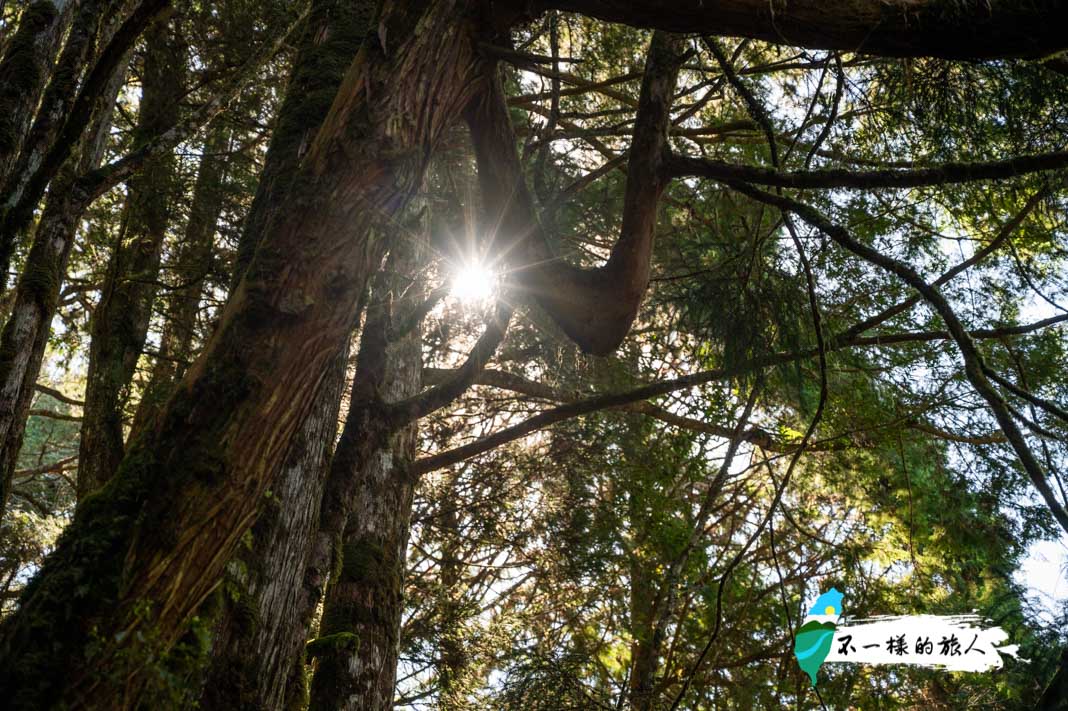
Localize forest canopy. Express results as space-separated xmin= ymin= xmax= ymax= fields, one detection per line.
xmin=1 ymin=0 xmax=1067 ymax=709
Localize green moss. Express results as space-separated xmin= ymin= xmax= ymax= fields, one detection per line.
xmin=305 ymin=632 xmax=359 ymax=659
xmin=338 ymin=537 xmax=390 ymax=584
xmin=318 ymin=597 xmax=358 ymax=635
xmin=0 ymin=1 xmax=59 ymax=153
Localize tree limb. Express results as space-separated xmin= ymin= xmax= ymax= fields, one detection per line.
xmin=723 ymin=179 xmax=1068 ymax=534
xmin=412 ymin=314 xmax=1066 ymax=475
xmin=665 ymin=151 xmax=1068 ymax=190
xmin=465 ymin=32 xmax=684 ymax=354
xmin=527 ymin=0 xmax=1068 ymax=59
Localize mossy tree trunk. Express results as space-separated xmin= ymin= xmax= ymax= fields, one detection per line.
xmin=0 ymin=1 xmax=484 ymax=707
xmin=199 ymin=345 xmax=350 ymax=711
xmin=0 ymin=0 xmax=75 ymax=198
xmin=308 ymin=224 xmax=425 ymax=711
xmin=77 ymin=19 xmax=187 ymax=499
xmin=198 ymin=2 xmax=370 ymax=708
xmin=0 ymin=0 xmax=171 ymax=292
xmin=228 ymin=0 xmax=375 ymax=287
xmin=0 ymin=32 xmax=130 ymax=520
xmin=0 ymin=0 xmax=116 ymax=222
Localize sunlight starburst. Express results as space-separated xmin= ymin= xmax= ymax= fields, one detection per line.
xmin=451 ymin=261 xmax=497 ymax=305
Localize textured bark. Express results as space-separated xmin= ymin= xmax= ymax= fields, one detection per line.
xmin=76 ymin=21 xmax=186 ymax=499
xmin=0 ymin=0 xmax=75 ymax=194
xmin=200 ymin=345 xmax=348 ymax=711
xmin=0 ymin=1 xmax=483 ymax=707
xmin=0 ymin=0 xmax=275 ymax=519
xmin=128 ymin=122 xmax=231 ymax=440
xmin=0 ymin=36 xmax=128 ymax=520
xmin=533 ymin=0 xmax=1068 ymax=59
xmin=465 ymin=32 xmax=682 ymax=355
xmin=230 ymin=0 xmax=374 ymax=287
xmin=308 ymin=231 xmax=425 ymax=711
xmin=0 ymin=0 xmax=116 ymax=219
xmin=198 ymin=2 xmax=370 ymax=708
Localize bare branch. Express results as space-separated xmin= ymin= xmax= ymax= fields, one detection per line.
xmin=666 ymin=151 xmax=1068 ymax=190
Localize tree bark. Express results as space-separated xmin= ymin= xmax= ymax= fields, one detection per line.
xmin=199 ymin=345 xmax=349 ymax=711
xmin=0 ymin=0 xmax=171 ymax=292
xmin=0 ymin=31 xmax=129 ymax=521
xmin=229 ymin=0 xmax=376 ymax=287
xmin=0 ymin=0 xmax=117 ymax=222
xmin=465 ymin=31 xmax=682 ymax=355
xmin=77 ymin=19 xmax=186 ymax=499
xmin=197 ymin=2 xmax=371 ymax=708
xmin=0 ymin=0 xmax=273 ymax=520
xmin=0 ymin=1 xmax=484 ymax=707
xmin=308 ymin=226 xmax=425 ymax=711
xmin=0 ymin=0 xmax=76 ymax=195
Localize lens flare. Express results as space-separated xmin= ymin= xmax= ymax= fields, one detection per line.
xmin=451 ymin=261 xmax=496 ymax=304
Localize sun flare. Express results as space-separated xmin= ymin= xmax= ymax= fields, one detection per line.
xmin=451 ymin=261 xmax=497 ymax=304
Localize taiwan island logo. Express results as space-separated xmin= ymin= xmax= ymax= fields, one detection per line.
xmin=794 ymin=588 xmax=844 ymax=686
xmin=794 ymin=587 xmax=1021 ymax=686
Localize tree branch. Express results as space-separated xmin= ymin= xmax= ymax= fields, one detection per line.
xmin=387 ymin=301 xmax=513 ymax=427
xmin=665 ymin=151 xmax=1068 ymax=190
xmin=465 ymin=32 xmax=684 ymax=354
xmin=412 ymin=314 xmax=1066 ymax=475
xmin=34 ymin=384 xmax=84 ymax=407
xmin=528 ymin=0 xmax=1068 ymax=59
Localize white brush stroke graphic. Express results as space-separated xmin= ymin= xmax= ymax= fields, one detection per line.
xmin=824 ymin=614 xmax=1021 ymax=672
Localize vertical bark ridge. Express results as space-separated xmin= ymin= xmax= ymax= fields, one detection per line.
xmin=199 ymin=343 xmax=350 ymax=711
xmin=198 ymin=1 xmax=372 ymax=707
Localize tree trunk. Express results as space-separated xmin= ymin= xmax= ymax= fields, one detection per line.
xmin=0 ymin=0 xmax=76 ymax=195
xmin=308 ymin=226 xmax=425 ymax=711
xmin=77 ymin=19 xmax=186 ymax=498
xmin=199 ymin=345 xmax=349 ymax=711
xmin=197 ymin=2 xmax=371 ymax=708
xmin=0 ymin=0 xmax=170 ymax=291
xmin=0 ymin=36 xmax=129 ymax=520
xmin=128 ymin=121 xmax=231 ymax=439
xmin=229 ymin=0 xmax=375 ymax=287
xmin=0 ymin=0 xmax=115 ymax=221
